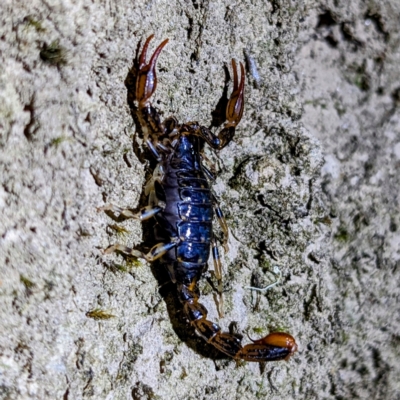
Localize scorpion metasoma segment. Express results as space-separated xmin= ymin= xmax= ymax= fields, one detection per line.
xmin=100 ymin=35 xmax=298 ymax=362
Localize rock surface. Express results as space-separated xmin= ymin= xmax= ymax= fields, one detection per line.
xmin=0 ymin=0 xmax=398 ymax=399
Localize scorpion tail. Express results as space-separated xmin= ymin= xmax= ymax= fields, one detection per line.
xmin=178 ymin=282 xmax=297 ymax=362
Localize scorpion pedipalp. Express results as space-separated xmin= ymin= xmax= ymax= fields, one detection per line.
xmin=226 ymin=59 xmax=245 ymax=127
xmin=197 ymin=59 xmax=245 ymax=150
xmin=136 ymin=35 xmax=169 ymax=107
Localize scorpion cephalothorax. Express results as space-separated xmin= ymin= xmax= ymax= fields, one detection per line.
xmin=100 ymin=35 xmax=297 ymax=362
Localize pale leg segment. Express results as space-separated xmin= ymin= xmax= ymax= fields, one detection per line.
xmin=104 ymin=240 xmax=178 ymax=262
xmin=212 ymin=238 xmax=224 ymax=318
xmin=212 ymin=195 xmax=229 ymax=253
xmin=98 ymin=204 xmax=162 ymax=221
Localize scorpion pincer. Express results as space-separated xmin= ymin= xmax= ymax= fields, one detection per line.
xmin=100 ymin=35 xmax=298 ymax=362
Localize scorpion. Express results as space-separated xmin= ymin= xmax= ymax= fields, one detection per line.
xmin=100 ymin=35 xmax=298 ymax=362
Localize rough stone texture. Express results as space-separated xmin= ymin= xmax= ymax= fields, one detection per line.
xmin=295 ymin=1 xmax=400 ymax=399
xmin=0 ymin=0 xmax=398 ymax=399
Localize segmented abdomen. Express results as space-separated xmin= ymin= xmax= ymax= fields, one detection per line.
xmin=158 ymin=136 xmax=213 ymax=285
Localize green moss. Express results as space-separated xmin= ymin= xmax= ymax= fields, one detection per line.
xmin=255 ymin=380 xmax=267 ymax=398
xmin=49 ymin=136 xmax=70 ymax=147
xmin=268 ymin=325 xmax=292 ymax=334
xmin=107 ymin=224 xmax=130 ymax=237
xmin=334 ymin=101 xmax=346 ymax=116
xmin=353 ymin=73 xmax=370 ymax=91
xmin=179 ymin=367 xmax=188 ymax=380
xmin=259 ymin=258 xmax=271 ymax=271
xmin=345 ymin=63 xmax=371 ymax=92
xmin=304 ymin=99 xmax=327 ymax=109
xmin=24 ymin=16 xmax=45 ymax=32
xmin=20 ymin=275 xmax=35 ymax=289
xmin=252 ymin=326 xmax=264 ymax=334
xmin=340 ymin=332 xmax=350 ymax=344
xmin=105 ymin=262 xmax=129 ymax=273
xmin=40 ymin=41 xmax=67 ymax=66
xmin=123 ymin=256 xmax=142 ymax=269
xmin=334 ymin=225 xmax=350 ymax=242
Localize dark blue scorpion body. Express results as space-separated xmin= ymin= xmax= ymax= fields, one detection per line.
xmin=157 ymin=135 xmax=212 ymax=286
xmin=100 ymin=35 xmax=297 ymax=362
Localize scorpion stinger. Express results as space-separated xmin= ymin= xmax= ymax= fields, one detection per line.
xmin=100 ymin=35 xmax=298 ymax=363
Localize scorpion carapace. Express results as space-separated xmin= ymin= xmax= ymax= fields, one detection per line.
xmin=100 ymin=35 xmax=298 ymax=362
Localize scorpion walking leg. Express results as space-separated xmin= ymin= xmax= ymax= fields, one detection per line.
xmin=99 ymin=163 xmax=165 ymax=219
xmin=104 ymin=240 xmax=178 ymax=262
xmin=98 ymin=204 xmax=162 ymax=221
xmin=145 ymin=139 xmax=162 ymax=161
xmin=178 ymin=281 xmax=298 ymax=362
xmin=210 ymin=194 xmax=229 ymax=317
xmin=201 ymin=163 xmax=216 ymax=181
xmin=212 ymin=195 xmax=229 ymax=253
xmin=200 ymin=153 xmax=217 ymax=181
xmin=211 ymin=238 xmax=224 ymax=318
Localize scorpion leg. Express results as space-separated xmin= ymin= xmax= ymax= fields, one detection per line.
xmin=105 ymin=240 xmax=178 ymax=262
xmin=212 ymin=194 xmax=229 ymax=253
xmin=201 ymin=163 xmax=216 ymax=181
xmin=178 ymin=281 xmax=298 ymax=362
xmin=98 ymin=204 xmax=162 ymax=221
xmin=211 ymin=196 xmax=229 ymax=318
xmin=211 ymin=238 xmax=224 ymax=318
xmin=145 ymin=139 xmax=162 ymax=161
xmin=200 ymin=153 xmax=217 ymax=181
